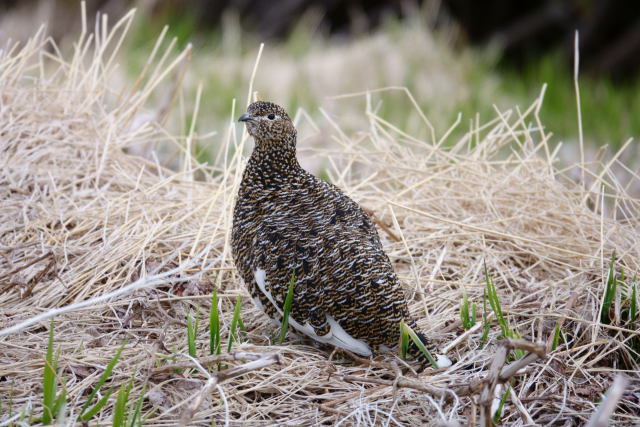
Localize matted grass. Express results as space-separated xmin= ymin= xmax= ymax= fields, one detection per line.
xmin=1 ymin=10 xmax=639 ymax=426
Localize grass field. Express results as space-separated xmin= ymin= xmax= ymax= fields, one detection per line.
xmin=124 ymin=7 xmax=640 ymax=162
xmin=0 ymin=8 xmax=639 ymax=427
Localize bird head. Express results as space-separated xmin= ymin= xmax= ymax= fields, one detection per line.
xmin=238 ymin=101 xmax=295 ymax=143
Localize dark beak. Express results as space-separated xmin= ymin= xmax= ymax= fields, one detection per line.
xmin=238 ymin=112 xmax=253 ymax=122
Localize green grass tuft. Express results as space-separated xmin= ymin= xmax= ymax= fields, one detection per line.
xmin=42 ymin=321 xmax=66 ymax=425
xmin=485 ymin=268 xmax=506 ymax=335
xmin=460 ymin=288 xmax=477 ymax=330
xmin=484 ymin=265 xmax=524 ymax=359
xmin=112 ymin=374 xmax=146 ymax=427
xmin=77 ymin=341 xmax=126 ymax=422
xmin=596 ymin=255 xmax=640 ymax=362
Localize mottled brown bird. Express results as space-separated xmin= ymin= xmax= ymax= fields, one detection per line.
xmin=232 ymin=101 xmax=450 ymax=368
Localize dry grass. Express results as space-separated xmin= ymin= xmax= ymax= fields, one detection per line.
xmin=1 ymin=10 xmax=640 ymax=427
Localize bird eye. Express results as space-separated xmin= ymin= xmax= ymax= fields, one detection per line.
xmin=267 ymin=113 xmax=276 ymax=120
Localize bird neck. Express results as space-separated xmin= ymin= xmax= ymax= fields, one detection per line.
xmin=245 ymin=133 xmax=302 ymax=184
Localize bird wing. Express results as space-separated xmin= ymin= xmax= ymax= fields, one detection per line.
xmin=253 ymin=267 xmax=372 ymax=356
xmin=245 ymin=174 xmax=406 ymax=354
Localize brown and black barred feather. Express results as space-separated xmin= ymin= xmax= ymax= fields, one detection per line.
xmin=231 ymin=101 xmax=451 ymax=368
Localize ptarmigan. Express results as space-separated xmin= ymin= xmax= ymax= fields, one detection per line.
xmin=232 ymin=101 xmax=451 ymax=368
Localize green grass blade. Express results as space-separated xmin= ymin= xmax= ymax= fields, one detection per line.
xmin=128 ymin=381 xmax=147 ymax=427
xmin=187 ymin=310 xmax=197 ymax=357
xmin=600 ymin=253 xmax=617 ymax=324
xmin=485 ymin=268 xmax=507 ymax=336
xmin=52 ymin=387 xmax=66 ymax=423
xmin=460 ymin=289 xmax=470 ymax=330
xmin=400 ymin=322 xmax=438 ymax=368
xmin=399 ymin=320 xmax=409 ymax=359
xmin=113 ymin=378 xmax=133 ymax=427
xmin=460 ymin=289 xmax=476 ymax=330
xmin=113 ymin=385 xmax=128 ymax=427
xmin=551 ymin=321 xmax=561 ymax=351
xmin=79 ymin=388 xmax=114 ymax=422
xmin=227 ymin=295 xmax=243 ymax=352
xmin=238 ymin=316 xmax=247 ymax=338
xmin=492 ymin=385 xmax=511 ymax=424
xmin=42 ymin=322 xmax=56 ymax=425
xmin=484 ymin=266 xmax=524 ymax=358
xmin=77 ymin=341 xmax=126 ymax=419
xmin=481 ymin=287 xmax=490 ymax=342
xmin=209 ymin=289 xmax=220 ymax=355
xmin=278 ymin=271 xmax=296 ymax=344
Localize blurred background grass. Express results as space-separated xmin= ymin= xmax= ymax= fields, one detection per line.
xmin=1 ymin=0 xmax=638 ymax=163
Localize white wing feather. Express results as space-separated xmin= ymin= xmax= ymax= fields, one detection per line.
xmin=254 ymin=268 xmax=372 ymax=356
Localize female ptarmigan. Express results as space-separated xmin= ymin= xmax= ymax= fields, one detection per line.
xmin=232 ymin=101 xmax=451 ymax=368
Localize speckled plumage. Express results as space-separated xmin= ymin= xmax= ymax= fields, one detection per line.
xmin=232 ymin=101 xmax=449 ymax=367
